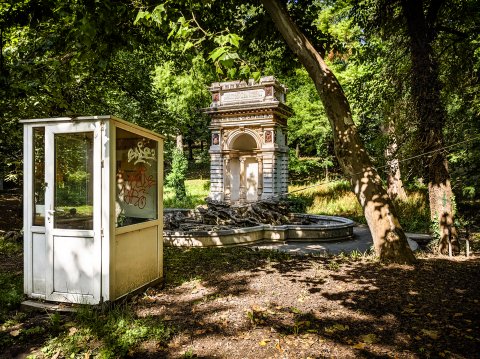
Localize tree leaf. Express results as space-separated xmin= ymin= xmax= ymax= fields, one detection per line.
xmin=259 ymin=339 xmax=270 ymax=346
xmin=228 ymin=33 xmax=242 ymax=48
xmin=209 ymin=47 xmax=227 ymax=61
xmin=134 ymin=11 xmax=148 ymax=25
xmin=183 ymin=41 xmax=194 ymax=53
xmin=227 ymin=67 xmax=237 ymax=78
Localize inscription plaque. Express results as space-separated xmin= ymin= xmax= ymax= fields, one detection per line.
xmin=222 ymin=89 xmax=265 ymax=103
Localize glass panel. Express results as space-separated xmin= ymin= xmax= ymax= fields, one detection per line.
xmin=54 ymin=132 xmax=94 ymax=230
xmin=115 ymin=128 xmax=158 ymax=227
xmin=33 ymin=128 xmax=45 ymax=226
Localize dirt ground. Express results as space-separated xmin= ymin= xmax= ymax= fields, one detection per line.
xmin=0 ymin=192 xmax=22 ymax=233
xmin=2 ymin=247 xmax=479 ymax=358
xmin=127 ymin=249 xmax=480 ymax=359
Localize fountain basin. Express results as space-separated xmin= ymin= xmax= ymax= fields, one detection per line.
xmin=164 ymin=213 xmax=354 ymax=247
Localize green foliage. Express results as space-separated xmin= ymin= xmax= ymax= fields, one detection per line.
xmin=285 ymin=195 xmax=311 ymax=214
xmin=289 ymin=150 xmax=334 ymax=183
xmin=289 ymin=180 xmax=365 ymax=224
xmin=0 ymin=0 xmax=169 ymax=184
xmin=152 ymin=54 xmax=212 ymax=143
xmin=285 ymin=68 xmax=332 ymax=158
xmin=394 ymin=193 xmax=431 ymax=233
xmin=289 ymin=180 xmax=430 ymax=232
xmin=166 ymin=149 xmax=188 ymax=201
xmin=136 ymin=1 xmax=261 ymax=81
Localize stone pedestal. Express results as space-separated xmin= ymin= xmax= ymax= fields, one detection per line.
xmin=204 ymin=76 xmax=292 ymax=203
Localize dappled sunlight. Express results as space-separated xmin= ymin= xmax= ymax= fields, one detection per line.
xmin=129 ymin=248 xmax=480 ymax=357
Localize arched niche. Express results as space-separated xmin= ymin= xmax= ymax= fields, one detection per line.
xmin=226 ymin=129 xmax=261 ymax=151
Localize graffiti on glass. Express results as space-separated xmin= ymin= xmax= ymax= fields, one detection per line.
xmin=128 ymin=141 xmax=156 ymax=166
xmin=118 ymin=167 xmax=156 ymax=209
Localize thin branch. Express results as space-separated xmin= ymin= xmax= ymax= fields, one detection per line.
xmin=190 ymin=11 xmax=209 ymax=37
xmin=436 ymin=25 xmax=469 ymax=39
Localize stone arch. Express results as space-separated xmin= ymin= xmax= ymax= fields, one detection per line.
xmin=225 ymin=129 xmax=261 ymax=151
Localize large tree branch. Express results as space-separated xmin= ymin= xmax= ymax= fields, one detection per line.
xmin=436 ymin=25 xmax=472 ymax=39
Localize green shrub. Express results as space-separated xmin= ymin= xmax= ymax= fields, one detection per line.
xmin=166 ymin=149 xmax=188 ymax=200
xmin=164 ymin=179 xmax=209 ymax=208
xmin=288 ymin=150 xmax=331 ymax=183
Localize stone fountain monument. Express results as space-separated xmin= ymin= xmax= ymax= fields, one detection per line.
xmin=162 ymin=76 xmax=354 ymax=247
xmin=204 ymin=76 xmax=292 ymax=203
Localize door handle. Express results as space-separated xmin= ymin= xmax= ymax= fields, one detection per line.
xmin=47 ymin=210 xmax=55 ymax=223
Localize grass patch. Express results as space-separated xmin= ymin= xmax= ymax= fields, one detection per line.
xmin=289 ymin=180 xmax=364 ymax=223
xmin=393 ymin=192 xmax=430 ymax=233
xmin=0 ymin=237 xmax=22 ymax=255
xmin=289 ymin=180 xmax=431 ymax=233
xmin=164 ymin=246 xmax=291 ymax=286
xmin=0 ymin=272 xmax=23 ymax=323
xmin=0 ymin=237 xmax=23 ymax=323
xmin=164 ymin=179 xmax=209 ymax=208
xmin=41 ymin=304 xmax=173 ymax=358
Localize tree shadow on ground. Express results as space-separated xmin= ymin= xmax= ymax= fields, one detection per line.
xmin=267 ymin=256 xmax=480 ymax=358
xmin=131 ymin=247 xmax=480 ymax=358
xmin=3 ymin=244 xmax=479 ymax=358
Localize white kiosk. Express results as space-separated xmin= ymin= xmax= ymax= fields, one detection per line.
xmin=21 ymin=115 xmax=164 ymax=304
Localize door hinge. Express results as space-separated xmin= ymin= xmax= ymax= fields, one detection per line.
xmin=101 ymin=160 xmax=104 ymax=168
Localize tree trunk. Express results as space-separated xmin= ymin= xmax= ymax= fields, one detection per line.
xmin=261 ymin=0 xmax=415 ymax=263
xmin=187 ymin=138 xmax=194 ymax=160
xmin=401 ymin=0 xmax=459 ymax=254
xmin=383 ymin=120 xmax=407 ymax=201
xmin=176 ymin=134 xmax=183 ymax=151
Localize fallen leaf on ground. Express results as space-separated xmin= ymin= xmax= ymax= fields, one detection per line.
xmin=353 ymin=342 xmax=366 ymax=349
xmin=360 ymin=333 xmax=378 ymax=344
xmin=9 ymin=330 xmax=20 ymax=337
xmin=259 ymin=339 xmax=270 ymax=346
xmin=421 ymin=329 xmax=439 ymax=340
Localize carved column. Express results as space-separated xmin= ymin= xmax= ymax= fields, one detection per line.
xmin=271 ymin=156 xmax=277 ymax=195
xmin=223 ymin=156 xmax=231 ymax=202
xmin=239 ymin=157 xmax=246 ymax=203
xmin=257 ymin=157 xmax=263 ymax=200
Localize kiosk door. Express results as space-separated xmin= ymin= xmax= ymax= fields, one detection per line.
xmin=44 ymin=122 xmax=102 ymax=303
